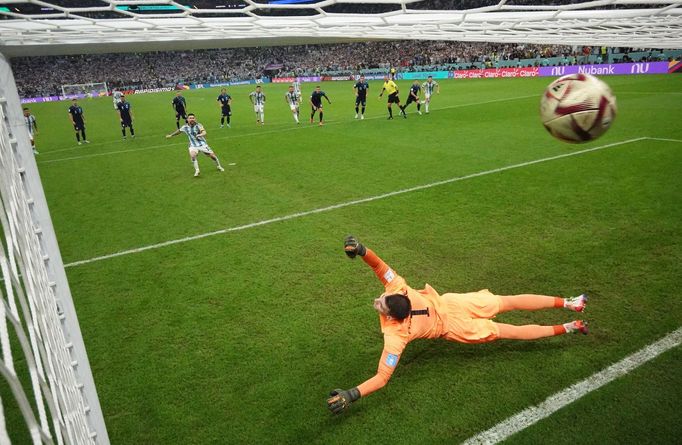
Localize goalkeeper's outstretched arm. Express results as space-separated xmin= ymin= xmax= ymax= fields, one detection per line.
xmin=327 ymin=343 xmax=405 ymax=414
xmin=344 ymin=235 xmax=401 ymax=289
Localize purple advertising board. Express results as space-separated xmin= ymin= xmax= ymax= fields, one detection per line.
xmin=539 ymin=62 xmax=668 ymax=77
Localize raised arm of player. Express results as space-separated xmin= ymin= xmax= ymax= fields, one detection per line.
xmin=344 ymin=235 xmax=404 ymax=290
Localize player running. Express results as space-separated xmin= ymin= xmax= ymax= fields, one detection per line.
xmin=172 ymin=92 xmax=188 ymax=129
xmin=402 ymin=80 xmax=422 ymax=115
xmin=68 ymin=99 xmax=89 ymax=145
xmin=249 ymin=85 xmax=266 ymax=125
xmin=116 ymin=95 xmax=135 ymax=139
xmin=285 ymin=85 xmax=301 ymax=124
xmin=293 ymin=80 xmax=302 ymax=104
xmin=421 ymin=76 xmax=440 ymax=114
xmin=217 ymin=88 xmax=232 ymax=128
xmin=112 ymin=89 xmax=123 ymax=110
xmin=23 ymin=108 xmax=38 ymax=155
xmin=379 ymin=75 xmax=405 ymax=120
xmin=354 ymin=75 xmax=369 ymax=120
xmin=326 ymin=235 xmax=589 ymax=414
xmin=310 ymin=86 xmax=331 ymax=126
xmin=166 ymin=113 xmax=224 ymax=177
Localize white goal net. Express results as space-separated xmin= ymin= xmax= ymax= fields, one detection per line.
xmin=0 ymin=1 xmax=680 ymax=54
xmin=60 ymin=83 xmax=108 ymax=99
xmin=0 ymin=55 xmax=108 ymax=444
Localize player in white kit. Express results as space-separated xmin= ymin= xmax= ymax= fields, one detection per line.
xmin=285 ymin=85 xmax=301 ymax=124
xmin=421 ymin=76 xmax=440 ymax=114
xmin=23 ymin=107 xmax=38 ymax=155
xmin=166 ymin=113 xmax=224 ymax=177
xmin=249 ymin=85 xmax=266 ymax=125
xmin=112 ymin=90 xmax=123 ymax=110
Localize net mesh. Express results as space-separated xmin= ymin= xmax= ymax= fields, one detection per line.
xmin=0 ymin=57 xmax=104 ymax=444
xmin=0 ymin=0 xmax=681 ymax=54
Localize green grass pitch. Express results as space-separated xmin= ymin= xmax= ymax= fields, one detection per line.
xmin=3 ymin=74 xmax=681 ymax=444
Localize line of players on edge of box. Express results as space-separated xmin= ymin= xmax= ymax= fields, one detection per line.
xmin=24 ymin=74 xmax=441 ymax=176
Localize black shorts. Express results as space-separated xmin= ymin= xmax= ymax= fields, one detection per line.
xmin=311 ymin=103 xmax=323 ymax=112
xmin=388 ymin=93 xmax=400 ymax=104
xmin=73 ymin=122 xmax=85 ymax=131
xmin=176 ymin=111 xmax=187 ymax=120
xmin=221 ymin=106 xmax=231 ymax=116
xmin=355 ymin=96 xmax=367 ymax=106
xmin=120 ymin=118 xmax=133 ymax=127
xmin=405 ymin=95 xmax=418 ymax=105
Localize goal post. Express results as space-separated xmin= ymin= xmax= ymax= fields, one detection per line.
xmin=0 ymin=53 xmax=109 ymax=444
xmin=60 ymin=83 xmax=109 ymax=99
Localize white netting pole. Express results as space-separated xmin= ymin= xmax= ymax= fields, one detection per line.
xmin=0 ymin=52 xmax=109 ymax=445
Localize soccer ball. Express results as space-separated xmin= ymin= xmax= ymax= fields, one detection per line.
xmin=540 ymin=73 xmax=617 ymax=143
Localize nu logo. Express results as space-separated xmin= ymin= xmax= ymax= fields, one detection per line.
xmin=550 ymin=66 xmax=566 ymax=76
xmin=631 ymin=63 xmax=650 ymax=74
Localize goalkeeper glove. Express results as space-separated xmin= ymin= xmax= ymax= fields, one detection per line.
xmin=327 ymin=387 xmax=360 ymax=415
xmin=344 ymin=235 xmax=366 ymax=258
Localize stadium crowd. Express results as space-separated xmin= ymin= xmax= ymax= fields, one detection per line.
xmin=10 ymin=40 xmax=662 ymax=98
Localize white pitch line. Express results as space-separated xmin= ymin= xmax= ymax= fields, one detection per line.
xmin=462 ymin=327 xmax=682 ymax=445
xmin=646 ymin=137 xmax=682 ymax=143
xmin=63 ymin=136 xmax=645 ymax=268
xmin=38 ymin=94 xmax=537 ymax=164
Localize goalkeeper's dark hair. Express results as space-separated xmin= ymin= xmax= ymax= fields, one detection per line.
xmin=385 ymin=294 xmax=411 ymax=320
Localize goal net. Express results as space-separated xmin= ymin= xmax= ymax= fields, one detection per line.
xmin=1 ymin=55 xmax=107 ymax=444
xmin=0 ymin=1 xmax=681 ymax=52
xmin=60 ymin=83 xmax=108 ymax=99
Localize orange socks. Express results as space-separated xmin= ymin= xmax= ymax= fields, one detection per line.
xmin=553 ymin=325 xmax=568 ymax=335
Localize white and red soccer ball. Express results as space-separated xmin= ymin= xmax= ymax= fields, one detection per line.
xmin=540 ymin=73 xmax=617 ymax=143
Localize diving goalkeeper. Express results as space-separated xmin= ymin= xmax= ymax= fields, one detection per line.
xmin=326 ymin=236 xmax=589 ymax=415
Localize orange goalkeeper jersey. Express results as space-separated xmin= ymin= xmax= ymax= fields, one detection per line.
xmin=356 ymin=249 xmax=447 ymax=396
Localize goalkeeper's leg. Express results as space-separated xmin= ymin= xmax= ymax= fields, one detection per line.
xmin=497 ymin=321 xmax=588 ymax=339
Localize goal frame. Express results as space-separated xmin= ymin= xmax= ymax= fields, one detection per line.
xmin=60 ymin=83 xmax=109 ymax=99
xmin=0 ymin=53 xmax=109 ymax=445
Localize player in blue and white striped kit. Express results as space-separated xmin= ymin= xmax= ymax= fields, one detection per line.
xmin=249 ymin=85 xmax=266 ymax=125
xmin=166 ymin=113 xmax=224 ymax=177
xmin=23 ymin=107 xmax=38 ymax=155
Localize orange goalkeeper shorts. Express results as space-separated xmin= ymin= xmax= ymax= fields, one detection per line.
xmin=440 ymin=289 xmax=502 ymax=344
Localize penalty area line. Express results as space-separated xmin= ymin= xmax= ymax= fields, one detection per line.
xmin=63 ymin=136 xmax=645 ymax=268
xmin=462 ymin=327 xmax=682 ymax=445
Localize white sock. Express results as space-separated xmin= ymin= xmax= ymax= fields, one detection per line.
xmin=192 ymin=159 xmax=199 ymax=171
xmin=425 ymin=103 xmax=430 ymax=112
xmin=260 ymin=112 xmax=264 ymax=123
xmin=213 ymin=157 xmax=221 ymax=167
xmin=294 ymin=113 xmax=299 ymax=123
